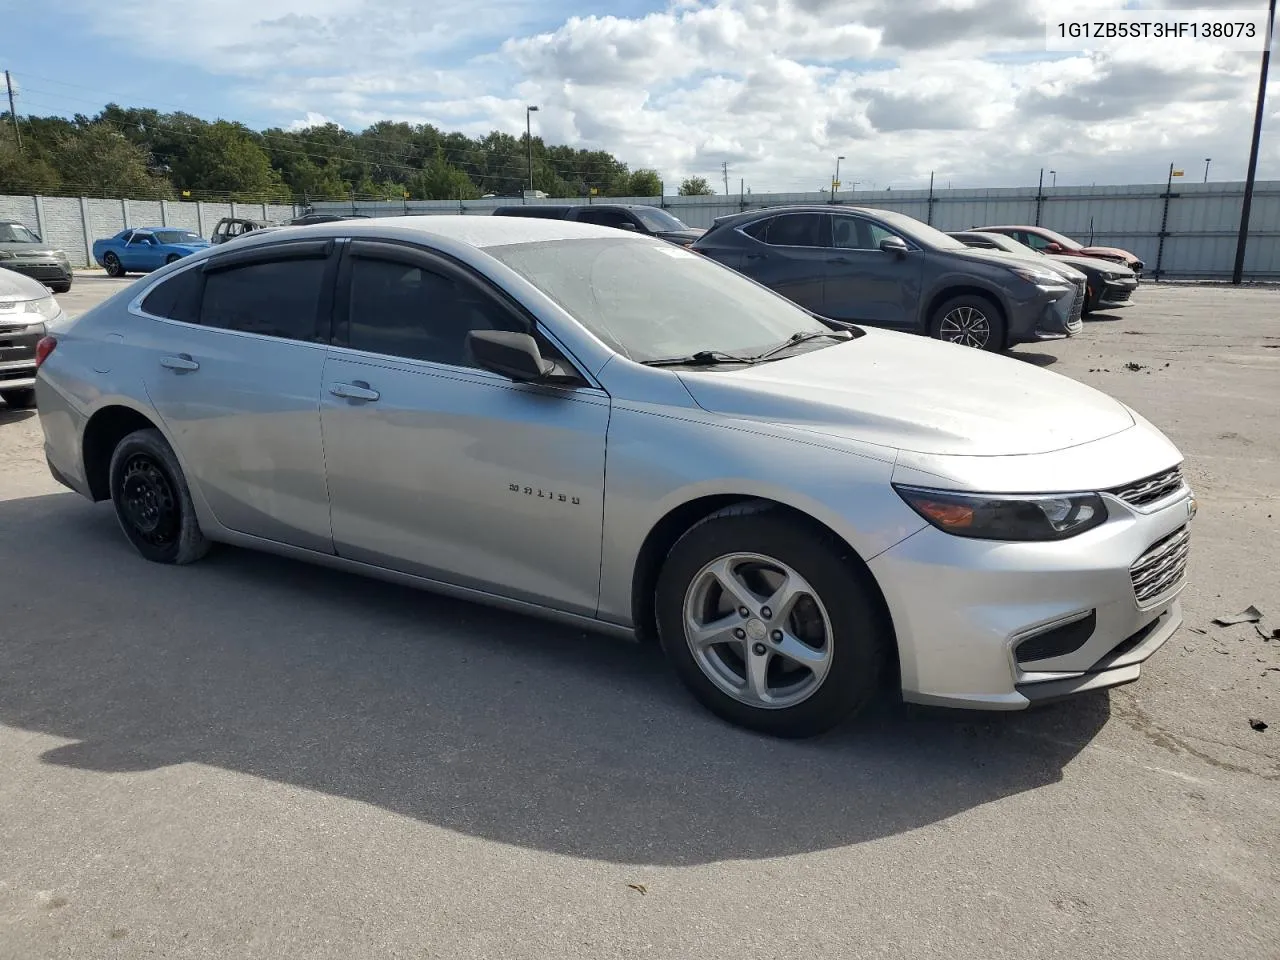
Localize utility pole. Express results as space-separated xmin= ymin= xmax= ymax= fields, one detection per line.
xmin=722 ymin=160 xmax=730 ymax=195
xmin=4 ymin=71 xmax=19 ymax=152
xmin=1234 ymin=0 xmax=1276 ymax=284
xmin=525 ymin=105 xmax=539 ymax=200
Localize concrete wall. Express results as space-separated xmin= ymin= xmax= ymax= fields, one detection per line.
xmin=0 ymin=197 xmax=300 ymax=266
xmin=310 ymin=180 xmax=1280 ymax=280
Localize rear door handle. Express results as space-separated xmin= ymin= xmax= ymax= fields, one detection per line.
xmin=745 ymin=253 xmax=768 ymax=260
xmin=330 ymin=381 xmax=380 ymax=402
xmin=159 ymin=354 xmax=199 ymax=372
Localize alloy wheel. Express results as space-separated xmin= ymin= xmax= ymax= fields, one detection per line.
xmin=938 ymin=305 xmax=991 ymax=348
xmin=682 ymin=552 xmax=834 ymax=710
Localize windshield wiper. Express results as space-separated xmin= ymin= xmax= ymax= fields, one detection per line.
xmin=748 ymin=329 xmax=854 ymax=362
xmin=641 ymin=350 xmax=759 ymax=368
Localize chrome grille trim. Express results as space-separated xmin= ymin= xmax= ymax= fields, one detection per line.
xmin=1108 ymin=467 xmax=1184 ymax=507
xmin=1130 ymin=525 xmax=1190 ymax=605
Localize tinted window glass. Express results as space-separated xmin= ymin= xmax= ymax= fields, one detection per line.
xmin=141 ymin=268 xmax=204 ymax=323
xmin=347 ymin=257 xmax=526 ymax=367
xmin=832 ymin=217 xmax=900 ymax=250
xmin=741 ymin=218 xmax=772 ymax=241
xmin=200 ymin=258 xmax=327 ymax=341
xmin=576 ymin=209 xmax=632 ymax=229
xmin=763 ymin=213 xmax=824 ymax=247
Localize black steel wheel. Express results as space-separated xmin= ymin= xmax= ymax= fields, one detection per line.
xmin=108 ymin=427 xmax=210 ymax=564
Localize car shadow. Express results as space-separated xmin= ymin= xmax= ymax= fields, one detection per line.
xmin=0 ymin=492 xmax=1111 ymax=866
xmin=1083 ymin=311 xmax=1125 ymax=322
xmin=1006 ymin=351 xmax=1058 ymax=367
xmin=0 ymin=407 xmax=36 ymax=424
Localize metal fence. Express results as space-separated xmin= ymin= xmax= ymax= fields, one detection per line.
xmin=4 ymin=182 xmax=1279 ymax=278
xmin=310 ymin=180 xmax=1280 ymax=280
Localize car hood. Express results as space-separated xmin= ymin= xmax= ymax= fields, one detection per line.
xmin=0 ymin=243 xmax=62 ymax=258
xmin=1079 ymin=245 xmax=1136 ymax=262
xmin=1047 ymin=254 xmax=1135 ymax=277
xmin=676 ymin=327 xmax=1135 ymax=456
xmin=656 ymin=228 xmax=706 ymax=243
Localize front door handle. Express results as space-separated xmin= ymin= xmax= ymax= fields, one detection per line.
xmin=159 ymin=353 xmax=199 ymax=372
xmin=330 ymin=381 xmax=380 ymax=402
xmin=831 ymin=256 xmax=853 ymax=264
xmin=745 ymin=253 xmax=768 ymax=260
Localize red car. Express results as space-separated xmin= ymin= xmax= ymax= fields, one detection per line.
xmin=974 ymin=225 xmax=1144 ymax=278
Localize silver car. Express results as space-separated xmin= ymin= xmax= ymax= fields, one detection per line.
xmin=34 ymin=216 xmax=1195 ymax=737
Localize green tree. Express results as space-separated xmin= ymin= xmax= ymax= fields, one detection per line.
xmin=410 ymin=158 xmax=480 ymax=200
xmin=173 ymin=121 xmax=286 ymax=200
xmin=626 ymin=168 xmax=663 ymax=196
xmin=0 ymin=137 xmax=62 ymax=194
xmin=50 ymin=124 xmax=172 ymax=198
xmin=678 ymin=176 xmax=715 ymax=196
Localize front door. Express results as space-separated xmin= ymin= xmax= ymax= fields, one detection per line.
xmin=735 ymin=211 xmax=831 ymax=315
xmin=319 ymin=240 xmax=610 ymax=616
xmin=139 ymin=242 xmax=338 ymax=553
xmin=823 ymin=214 xmax=924 ymax=330
xmin=123 ymin=234 xmax=163 ymax=272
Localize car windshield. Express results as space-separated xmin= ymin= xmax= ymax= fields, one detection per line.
xmin=873 ymin=210 xmax=968 ymax=250
xmin=486 ymin=237 xmax=833 ymax=363
xmin=633 ymin=208 xmax=690 ymax=232
xmin=0 ymin=223 xmax=41 ymax=243
xmin=1038 ymin=228 xmax=1083 ymax=250
xmin=154 ymin=230 xmax=202 ymax=244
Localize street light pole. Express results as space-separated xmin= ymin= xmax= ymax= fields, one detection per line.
xmin=1204 ymin=158 xmax=1212 ymax=182
xmin=832 ymin=155 xmax=844 ymax=198
xmin=525 ymin=105 xmax=539 ymax=200
xmin=1233 ymin=0 xmax=1276 ymax=284
xmin=1050 ymin=170 xmax=1057 ymax=187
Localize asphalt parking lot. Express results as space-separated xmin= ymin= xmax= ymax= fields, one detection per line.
xmin=1 ymin=274 xmax=1277 ymax=959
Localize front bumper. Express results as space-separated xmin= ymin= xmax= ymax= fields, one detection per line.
xmin=1093 ymin=277 xmax=1139 ymax=309
xmin=1 ymin=259 xmax=73 ymax=284
xmin=868 ymin=474 xmax=1194 ymax=710
xmin=1009 ymin=282 xmax=1082 ymax=343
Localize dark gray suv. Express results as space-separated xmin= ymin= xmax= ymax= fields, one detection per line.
xmin=691 ymin=206 xmax=1084 ymax=350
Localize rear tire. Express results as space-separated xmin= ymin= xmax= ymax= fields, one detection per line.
xmin=929 ymin=293 xmax=1005 ymax=351
xmin=103 ymin=252 xmax=124 ymax=277
xmin=50 ymin=280 xmax=72 ymax=294
xmin=108 ymin=428 xmax=210 ymax=565
xmin=0 ymin=388 xmax=36 ymax=409
xmin=165 ymin=254 xmax=181 ymax=265
xmin=655 ymin=503 xmax=890 ymax=738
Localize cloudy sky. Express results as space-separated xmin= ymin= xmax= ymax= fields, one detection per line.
xmin=6 ymin=0 xmax=1279 ymax=192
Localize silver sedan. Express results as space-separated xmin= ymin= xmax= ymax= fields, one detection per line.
xmin=33 ymin=216 xmax=1195 ymax=737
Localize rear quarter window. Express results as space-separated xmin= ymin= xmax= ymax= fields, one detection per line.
xmin=140 ymin=268 xmax=204 ymax=324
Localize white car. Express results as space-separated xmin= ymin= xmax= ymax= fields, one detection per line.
xmin=35 ymin=216 xmax=1194 ymax=736
xmin=0 ymin=267 xmax=66 ymax=408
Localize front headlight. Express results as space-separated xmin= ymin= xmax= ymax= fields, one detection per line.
xmin=16 ymin=295 xmax=62 ymax=324
xmin=1008 ymin=264 xmax=1068 ymax=286
xmin=0 ymin=251 xmax=12 ymax=260
xmin=893 ymin=484 xmax=1108 ymax=541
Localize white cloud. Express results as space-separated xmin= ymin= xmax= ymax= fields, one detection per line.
xmin=288 ymin=112 xmax=340 ymax=131
xmin=64 ymin=0 xmax=1280 ymax=191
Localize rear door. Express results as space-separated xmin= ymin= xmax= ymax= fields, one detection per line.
xmin=138 ymin=240 xmax=338 ymax=552
xmin=823 ymin=214 xmax=924 ymax=329
xmin=734 ymin=212 xmax=831 ymax=314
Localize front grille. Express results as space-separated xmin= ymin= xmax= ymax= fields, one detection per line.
xmin=0 ymin=327 xmax=41 ymax=364
xmin=1069 ymin=281 xmax=1086 ymax=322
xmin=1130 ymin=525 xmax=1191 ymax=605
xmin=1104 ymin=283 xmax=1134 ymax=302
xmin=1108 ymin=466 xmax=1184 ymax=507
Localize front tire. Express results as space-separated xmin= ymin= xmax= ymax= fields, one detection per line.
xmin=0 ymin=388 xmax=36 ymax=409
xmin=655 ymin=503 xmax=890 ymax=738
xmin=165 ymin=254 xmax=181 ymax=265
xmin=929 ymin=293 xmax=1005 ymax=351
xmin=103 ymin=252 xmax=124 ymax=277
xmin=50 ymin=280 xmax=72 ymax=294
xmin=108 ymin=428 xmax=210 ymax=565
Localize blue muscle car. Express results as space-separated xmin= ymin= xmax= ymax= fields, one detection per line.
xmin=92 ymin=227 xmax=211 ymax=277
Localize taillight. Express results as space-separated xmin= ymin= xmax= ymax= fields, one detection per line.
xmin=35 ymin=335 xmax=57 ymax=368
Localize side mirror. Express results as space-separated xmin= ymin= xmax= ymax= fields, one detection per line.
xmin=1045 ymin=242 xmax=1062 ymax=253
xmin=617 ymin=222 xmax=638 ymax=231
xmin=879 ymin=236 xmax=909 ymax=257
xmin=468 ymin=330 xmax=555 ymax=382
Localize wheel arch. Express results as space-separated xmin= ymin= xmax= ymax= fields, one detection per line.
xmin=81 ymin=403 xmax=165 ymax=502
xmin=628 ymin=493 xmax=901 ymax=686
xmin=924 ymin=284 xmax=1010 ymax=346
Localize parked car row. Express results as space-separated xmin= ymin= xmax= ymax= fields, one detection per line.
xmin=30 ymin=214 xmax=1194 ymax=738
xmin=487 ymin=203 xmax=1144 ymax=352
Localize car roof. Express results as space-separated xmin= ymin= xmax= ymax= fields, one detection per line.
xmin=227 ymin=214 xmax=642 ymax=249
xmin=977 ymin=225 xmax=1039 ymax=231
